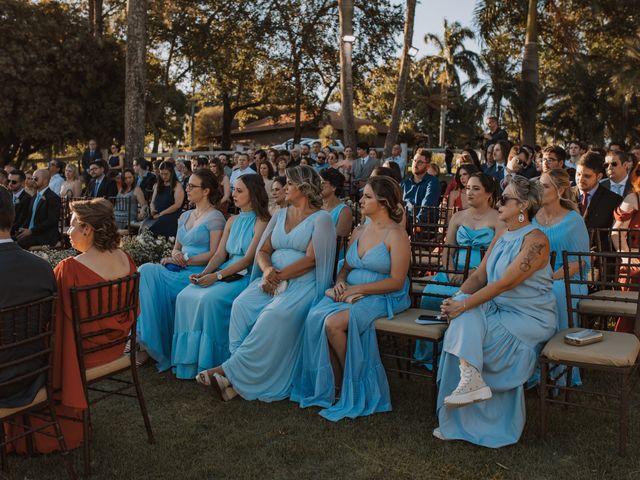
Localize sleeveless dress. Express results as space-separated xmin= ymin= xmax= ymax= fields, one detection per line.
xmin=291 ymin=232 xmax=410 ymax=421
xmin=114 ymin=189 xmax=139 ymax=229
xmin=437 ymin=224 xmax=557 ymax=448
xmin=137 ymin=209 xmax=225 ymax=372
xmin=171 ymin=211 xmax=257 ymax=379
xmin=415 ymin=226 xmax=494 ymax=366
xmin=143 ymin=184 xmax=181 ymax=237
xmin=330 ymin=202 xmax=349 ymax=262
xmin=222 ymin=208 xmax=335 ymax=401
xmin=531 ymin=210 xmax=589 ymax=387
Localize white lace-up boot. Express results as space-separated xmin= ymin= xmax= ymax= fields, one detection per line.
xmin=444 ymin=363 xmax=492 ymax=408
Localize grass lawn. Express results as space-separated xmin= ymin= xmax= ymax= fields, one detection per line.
xmin=5 ymin=364 xmax=640 ymax=480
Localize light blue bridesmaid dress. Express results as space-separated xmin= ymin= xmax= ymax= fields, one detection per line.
xmin=171 ymin=211 xmax=257 ymax=379
xmin=532 ymin=209 xmax=589 ymax=387
xmin=222 ymin=208 xmax=336 ymax=401
xmin=137 ymin=209 xmax=226 ymax=372
xmin=437 ymin=224 xmax=557 ymax=448
xmin=414 ymin=225 xmax=494 ymax=365
xmin=291 ymin=228 xmax=410 ymax=421
xmin=330 ymin=202 xmax=349 ymax=263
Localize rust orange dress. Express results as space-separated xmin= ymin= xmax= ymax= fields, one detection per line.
xmin=613 ymin=200 xmax=640 ymax=333
xmin=8 ymin=254 xmax=137 ymax=454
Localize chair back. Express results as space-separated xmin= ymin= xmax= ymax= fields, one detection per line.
xmin=0 ymin=296 xmax=56 ymax=401
xmin=409 ymin=241 xmax=472 ymax=307
xmin=109 ymin=195 xmax=133 ymax=232
xmin=333 ymin=235 xmax=350 ymax=280
xmin=69 ymin=273 xmax=140 ymax=378
xmin=410 ymin=205 xmax=458 ymax=243
xmin=563 ymin=250 xmax=640 ymax=334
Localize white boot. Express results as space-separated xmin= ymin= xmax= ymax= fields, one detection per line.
xmin=444 ymin=363 xmax=492 ymax=408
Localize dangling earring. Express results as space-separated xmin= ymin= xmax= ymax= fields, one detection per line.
xmin=518 ymin=210 xmax=525 ymax=223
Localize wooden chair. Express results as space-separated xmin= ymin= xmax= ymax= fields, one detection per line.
xmin=539 ymin=250 xmax=640 ymax=456
xmin=0 ymin=296 xmax=76 ymax=479
xmin=333 ymin=235 xmax=350 ymax=281
xmin=69 ymin=273 xmax=154 ymax=476
xmin=110 ymin=195 xmax=133 ymax=236
xmin=375 ymin=242 xmax=472 ymax=409
xmin=410 ymin=205 xmax=458 ymax=244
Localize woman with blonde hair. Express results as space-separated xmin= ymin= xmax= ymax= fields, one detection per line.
xmin=60 ymin=163 xmax=83 ymax=198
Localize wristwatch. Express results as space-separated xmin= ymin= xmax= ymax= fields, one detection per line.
xmin=216 ymin=272 xmax=223 ymax=281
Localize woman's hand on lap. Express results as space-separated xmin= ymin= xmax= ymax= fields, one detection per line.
xmin=441 ymin=298 xmax=465 ymax=321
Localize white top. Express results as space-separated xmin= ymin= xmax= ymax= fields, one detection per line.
xmin=49 ymin=174 xmax=64 ymax=197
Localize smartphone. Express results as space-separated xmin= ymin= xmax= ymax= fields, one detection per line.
xmin=415 ymin=314 xmax=447 ymax=325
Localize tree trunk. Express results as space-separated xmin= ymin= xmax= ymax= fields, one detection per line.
xmin=338 ymin=0 xmax=356 ymax=148
xmin=438 ymin=86 xmax=447 ymax=147
xmin=221 ymin=95 xmax=233 ymax=150
xmin=520 ymin=0 xmax=539 ymax=146
xmin=383 ymin=0 xmax=416 ymax=158
xmin=293 ymin=63 xmax=303 ymax=144
xmin=124 ymin=0 xmax=147 ymax=168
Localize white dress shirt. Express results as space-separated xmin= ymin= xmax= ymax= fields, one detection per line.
xmin=49 ymin=173 xmax=64 ymax=197
xmin=609 ymin=175 xmax=628 ymax=197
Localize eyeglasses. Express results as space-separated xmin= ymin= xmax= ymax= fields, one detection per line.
xmin=186 ymin=183 xmax=203 ymax=190
xmin=604 ymin=161 xmax=618 ymax=168
xmin=317 ymin=156 xmax=326 ymax=160
xmin=542 ymin=157 xmax=560 ymax=164
xmin=8 ymin=180 xmax=19 ymax=185
xmin=497 ymin=194 xmax=519 ymax=204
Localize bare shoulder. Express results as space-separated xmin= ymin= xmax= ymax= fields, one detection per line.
xmin=387 ymin=224 xmax=410 ymax=245
xmin=524 ymin=228 xmax=550 ymax=247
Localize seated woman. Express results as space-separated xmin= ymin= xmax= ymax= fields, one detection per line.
xmin=171 ymin=175 xmax=270 ymax=379
xmin=533 ymin=168 xmax=589 ymax=386
xmin=269 ymin=175 xmax=288 ymax=214
xmin=445 ymin=164 xmax=479 ymax=210
xmin=137 ymin=169 xmax=225 ymax=372
xmin=291 ymin=176 xmax=410 ymax=421
xmin=12 ymin=198 xmax=136 ymax=453
xmin=209 ymin=158 xmax=231 ymax=216
xmin=195 ymin=165 xmax=336 ymax=402
xmin=320 ymin=167 xmax=353 ymax=238
xmin=141 ymin=160 xmax=185 ymax=238
xmin=60 ymin=163 xmax=83 ymax=198
xmin=115 ymin=168 xmax=148 ymax=229
xmin=435 ymin=176 xmax=557 ymax=448
xmin=420 ymin=173 xmax=502 ymax=311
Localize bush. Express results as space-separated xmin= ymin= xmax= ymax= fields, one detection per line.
xmin=357 ymin=125 xmax=378 ymax=145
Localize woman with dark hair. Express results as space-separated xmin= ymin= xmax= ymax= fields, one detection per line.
xmin=267 ymin=148 xmax=279 ymax=170
xmin=195 ymin=165 xmax=336 ymax=402
xmin=209 ymin=157 xmax=231 ymax=215
xmin=258 ymin=159 xmax=276 ymax=209
xmin=434 ymin=176 xmax=556 ymax=447
xmin=270 ymin=175 xmax=288 ymax=214
xmin=381 ymin=161 xmax=403 ymax=183
xmin=172 ymin=174 xmax=270 ymax=379
xmin=115 ymin=168 xmax=148 ymax=229
xmin=108 ymin=144 xmax=125 ymax=176
xmin=291 ymin=176 xmax=410 ymax=421
xmin=142 ymin=160 xmax=185 ymax=237
xmin=446 ymin=164 xmax=479 ymax=210
xmin=137 ymin=169 xmax=226 ymax=372
xmin=20 ymin=198 xmax=136 ymax=453
xmin=320 ymin=168 xmax=353 ymax=238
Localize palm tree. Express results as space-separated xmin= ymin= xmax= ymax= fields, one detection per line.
xmin=338 ymin=0 xmax=356 ymax=148
xmin=421 ymin=20 xmax=481 ymax=147
xmin=520 ymin=0 xmax=538 ymax=146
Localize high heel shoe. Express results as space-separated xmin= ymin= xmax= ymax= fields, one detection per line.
xmin=195 ymin=369 xmax=214 ymax=386
xmin=211 ymin=373 xmax=238 ymax=402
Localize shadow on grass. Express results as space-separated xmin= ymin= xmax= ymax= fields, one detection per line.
xmin=5 ymin=365 xmax=640 ymax=479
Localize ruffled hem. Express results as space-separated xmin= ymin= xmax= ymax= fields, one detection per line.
xmin=171 ymin=330 xmax=230 ymax=379
xmin=319 ymin=362 xmax=391 ymax=422
xmin=290 ymin=363 xmax=335 ymax=409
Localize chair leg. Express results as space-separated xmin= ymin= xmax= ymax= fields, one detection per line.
xmin=0 ymin=420 xmax=8 ymax=473
xmin=130 ymin=365 xmax=155 ymax=444
xmin=431 ymin=340 xmax=439 ymax=414
xmin=539 ymin=359 xmax=548 ymax=439
xmin=563 ymin=366 xmax=572 ymax=409
xmin=48 ymin=401 xmax=77 ymax=480
xmin=619 ymin=372 xmax=630 ymax=457
xmin=22 ymin=415 xmax=34 ymax=455
xmin=82 ymin=409 xmax=91 ymax=477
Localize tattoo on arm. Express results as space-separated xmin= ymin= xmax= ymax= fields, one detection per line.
xmin=520 ymin=243 xmax=544 ymax=272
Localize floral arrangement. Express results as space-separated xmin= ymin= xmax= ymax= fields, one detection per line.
xmin=30 ymin=231 xmax=176 ymax=268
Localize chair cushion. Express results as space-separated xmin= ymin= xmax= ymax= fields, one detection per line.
xmin=375 ymin=308 xmax=447 ymax=340
xmin=578 ymin=290 xmax=639 ymax=317
xmin=0 ymin=387 xmax=47 ymax=419
xmin=541 ymin=328 xmax=640 ymax=368
xmin=85 ymin=352 xmax=143 ymax=381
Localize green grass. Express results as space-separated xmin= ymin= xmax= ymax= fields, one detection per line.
xmin=5 ymin=365 xmax=640 ymax=480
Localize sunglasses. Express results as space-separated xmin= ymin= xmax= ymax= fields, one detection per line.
xmin=8 ymin=180 xmax=19 ymax=184
xmin=497 ymin=194 xmax=519 ymax=205
xmin=604 ymin=161 xmax=618 ymax=168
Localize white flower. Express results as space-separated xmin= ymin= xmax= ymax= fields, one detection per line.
xmin=156 ymin=239 xmax=163 ymax=245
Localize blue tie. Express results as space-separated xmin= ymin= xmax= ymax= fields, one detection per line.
xmin=93 ymin=180 xmax=101 ymax=197
xmin=28 ymin=192 xmax=42 ymax=229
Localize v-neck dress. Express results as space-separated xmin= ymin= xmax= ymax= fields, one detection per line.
xmin=137 ymin=209 xmax=225 ymax=372
xmin=222 ymin=208 xmax=336 ymax=401
xmin=291 ymin=232 xmax=410 ymax=421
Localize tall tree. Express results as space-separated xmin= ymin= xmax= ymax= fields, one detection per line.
xmin=520 ymin=0 xmax=538 ymax=146
xmin=422 ymin=20 xmax=480 ymax=146
xmin=124 ymin=0 xmax=147 ymax=166
xmin=338 ymin=0 xmax=356 ymax=148
xmin=383 ymin=0 xmax=417 ymax=157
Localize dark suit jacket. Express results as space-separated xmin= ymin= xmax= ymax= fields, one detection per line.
xmin=81 ymin=148 xmax=103 ymax=172
xmin=20 ymin=188 xmax=61 ymax=246
xmin=11 ymin=190 xmax=32 ymax=236
xmin=87 ymin=176 xmax=118 ymax=199
xmin=0 ymin=241 xmax=57 ymax=407
xmin=600 ymin=177 xmax=632 ymax=199
xmin=575 ymin=185 xmax=623 ymax=250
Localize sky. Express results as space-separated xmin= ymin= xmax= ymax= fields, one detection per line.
xmin=406 ymin=0 xmax=482 ymax=59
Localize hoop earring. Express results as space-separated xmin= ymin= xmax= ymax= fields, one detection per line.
xmin=518 ymin=210 xmax=525 ymax=223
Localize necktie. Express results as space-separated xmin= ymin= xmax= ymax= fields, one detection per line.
xmin=580 ymin=193 xmax=589 ymax=215
xmin=93 ymin=180 xmax=100 ymax=197
xmin=13 ymin=195 xmax=17 ymax=205
xmin=28 ymin=192 xmax=42 ymax=229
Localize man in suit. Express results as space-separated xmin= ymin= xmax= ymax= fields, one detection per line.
xmin=7 ymin=169 xmax=32 ymax=237
xmin=601 ymin=150 xmax=633 ymax=198
xmin=86 ymin=159 xmax=118 ymax=199
xmin=81 ymin=139 xmax=102 ymax=182
xmin=133 ymin=157 xmax=156 ymax=202
xmin=574 ymin=151 xmax=623 ymax=251
xmin=0 ymin=185 xmax=57 ymax=407
xmin=16 ymin=169 xmax=62 ymax=249
xmin=352 ymin=142 xmax=379 ymax=190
